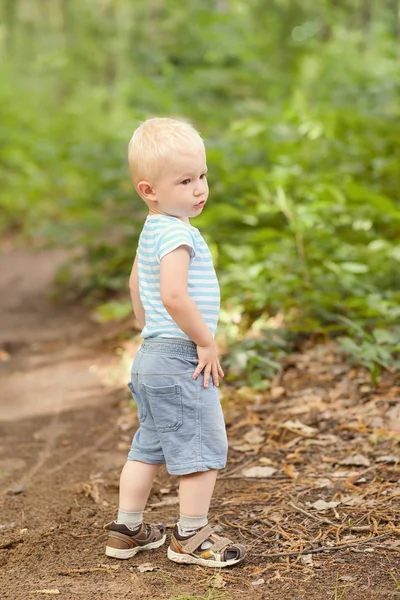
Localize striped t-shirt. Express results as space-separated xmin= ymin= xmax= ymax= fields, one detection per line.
xmin=137 ymin=215 xmax=220 ymax=339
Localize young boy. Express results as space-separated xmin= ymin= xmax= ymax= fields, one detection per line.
xmin=105 ymin=118 xmax=246 ymax=567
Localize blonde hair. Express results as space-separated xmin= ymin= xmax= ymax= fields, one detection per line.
xmin=128 ymin=117 xmax=205 ymax=184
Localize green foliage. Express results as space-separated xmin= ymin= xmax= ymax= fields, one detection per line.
xmin=222 ymin=329 xmax=291 ymax=390
xmin=336 ymin=317 xmax=400 ymax=383
xmin=94 ymin=300 xmax=132 ymax=323
xmin=1 ymin=0 xmax=400 ymax=379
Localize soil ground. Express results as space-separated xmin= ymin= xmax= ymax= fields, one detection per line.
xmin=0 ymin=243 xmax=399 ymax=600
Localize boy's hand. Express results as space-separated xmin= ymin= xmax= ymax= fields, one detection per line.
xmin=193 ymin=343 xmax=224 ymax=388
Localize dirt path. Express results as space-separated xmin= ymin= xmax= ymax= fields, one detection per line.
xmin=0 ymin=245 xmax=399 ymax=600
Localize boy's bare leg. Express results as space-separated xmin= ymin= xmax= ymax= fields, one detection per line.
xmin=119 ymin=460 xmax=161 ymax=512
xmin=169 ymin=469 xmax=246 ymax=566
xmin=179 ymin=469 xmax=218 ymax=521
xmin=106 ymin=460 xmax=166 ymax=559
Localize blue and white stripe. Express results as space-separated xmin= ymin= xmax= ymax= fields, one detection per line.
xmin=138 ymin=215 xmax=220 ymax=339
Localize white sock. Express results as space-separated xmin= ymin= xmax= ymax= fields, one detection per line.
xmin=178 ymin=514 xmax=208 ymax=536
xmin=116 ymin=509 xmax=143 ymax=531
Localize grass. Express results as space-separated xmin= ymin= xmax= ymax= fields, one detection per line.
xmin=389 ymin=571 xmax=400 ymax=591
xmin=158 ymin=595 xmax=229 ymax=600
xmin=333 ymin=573 xmax=348 ymax=600
xmin=150 ymin=572 xmax=231 ymax=600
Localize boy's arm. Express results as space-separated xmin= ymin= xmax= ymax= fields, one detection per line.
xmin=160 ymin=246 xmax=224 ymax=387
xmin=129 ymin=254 xmax=145 ymax=330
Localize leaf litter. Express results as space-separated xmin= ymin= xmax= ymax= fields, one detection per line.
xmin=214 ymin=342 xmax=400 ymax=566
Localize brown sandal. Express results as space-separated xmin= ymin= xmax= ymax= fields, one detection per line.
xmin=168 ymin=524 xmax=246 ymax=567
xmin=105 ymin=521 xmax=166 ymax=559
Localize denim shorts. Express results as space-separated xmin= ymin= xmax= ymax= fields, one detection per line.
xmin=127 ymin=338 xmax=228 ymax=475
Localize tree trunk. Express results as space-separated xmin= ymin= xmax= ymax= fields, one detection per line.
xmin=398 ymin=0 xmax=400 ymax=60
xmin=3 ymin=0 xmax=18 ymax=58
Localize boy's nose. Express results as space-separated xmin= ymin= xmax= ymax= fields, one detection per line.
xmin=194 ymin=181 xmax=207 ymax=196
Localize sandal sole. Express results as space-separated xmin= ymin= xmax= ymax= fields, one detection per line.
xmin=167 ymin=547 xmax=244 ymax=568
xmin=106 ymin=534 xmax=167 ymax=559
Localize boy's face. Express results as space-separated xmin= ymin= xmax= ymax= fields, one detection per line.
xmin=139 ymin=149 xmax=209 ymax=222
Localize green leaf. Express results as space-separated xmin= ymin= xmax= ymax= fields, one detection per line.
xmin=340 ymin=262 xmax=369 ymax=274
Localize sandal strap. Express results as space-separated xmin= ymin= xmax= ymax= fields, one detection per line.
xmin=181 ymin=524 xmax=214 ymax=554
xmin=209 ymin=535 xmax=234 ymax=552
xmin=146 ymin=523 xmax=165 ymax=542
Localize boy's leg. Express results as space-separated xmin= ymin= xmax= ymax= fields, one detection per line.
xmin=106 ymin=460 xmax=166 ymax=559
xmin=119 ymin=460 xmax=161 ymax=512
xmin=178 ymin=469 xmax=218 ymax=532
xmin=115 ymin=460 xmax=161 ymax=529
xmin=168 ymin=468 xmax=246 ymax=567
xmin=106 ymin=344 xmax=168 ymax=559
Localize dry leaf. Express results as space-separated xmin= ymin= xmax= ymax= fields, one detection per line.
xmin=148 ymin=497 xmax=179 ymax=508
xmin=271 ymin=386 xmax=285 ymax=399
xmin=267 ymin=512 xmax=282 ymax=523
xmin=282 ymin=463 xmax=299 ymax=479
xmin=340 ymin=494 xmax=367 ymax=507
xmin=236 ymin=386 xmax=261 ymax=402
xmin=243 ymin=426 xmax=265 ymax=445
xmin=332 ymin=470 xmax=352 ymax=478
xmin=375 ymin=455 xmax=398 ymax=464
xmin=308 ymin=500 xmax=340 ymax=511
xmin=214 ymin=572 xmax=226 ymax=589
xmin=380 ymin=540 xmax=400 ymax=548
xmin=339 ymin=575 xmax=358 ymax=582
xmin=0 ymin=522 xmax=16 ymax=530
xmin=137 ymin=562 xmax=158 ymax=573
xmin=315 ymin=478 xmax=333 ymax=488
xmin=230 ymin=443 xmax=260 ymax=452
xmin=0 ymin=350 xmax=10 ymax=362
xmin=382 ymin=487 xmax=400 ymax=496
xmin=117 ymin=442 xmax=131 ymax=451
xmin=339 ymin=454 xmax=370 ymax=467
xmin=79 ymin=482 xmax=101 ymax=504
xmin=242 ymin=466 xmax=277 ymax=478
xmin=116 ymin=413 xmax=137 ymax=432
xmin=259 ymin=457 xmax=273 ymax=465
xmin=386 ymin=403 xmax=400 ymax=431
xmin=283 ymin=419 xmax=318 ymax=437
xmin=301 ymin=554 xmax=313 ymax=567
xmin=7 ymin=484 xmax=24 ymax=495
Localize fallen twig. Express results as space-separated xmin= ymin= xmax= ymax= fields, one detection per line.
xmin=288 ymin=501 xmax=336 ymax=526
xmin=220 ymin=475 xmax=290 ymax=480
xmin=218 ymin=457 xmax=255 ymax=479
xmin=373 ymin=544 xmax=400 ymax=552
xmin=258 ymin=531 xmax=393 ymax=559
xmin=59 ymin=566 xmax=118 ymax=575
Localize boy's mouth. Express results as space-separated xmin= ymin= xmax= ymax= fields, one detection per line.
xmin=194 ymin=200 xmax=206 ymax=209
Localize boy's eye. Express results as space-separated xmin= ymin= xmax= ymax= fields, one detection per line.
xmin=181 ymin=179 xmax=190 ymax=185
xmin=200 ymin=173 xmax=207 ymax=179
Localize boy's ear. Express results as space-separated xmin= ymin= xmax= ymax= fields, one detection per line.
xmin=136 ymin=180 xmax=157 ymax=202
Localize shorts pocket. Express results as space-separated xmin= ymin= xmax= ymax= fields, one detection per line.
xmin=142 ymin=383 xmax=182 ymax=432
xmin=127 ymin=381 xmax=147 ymax=423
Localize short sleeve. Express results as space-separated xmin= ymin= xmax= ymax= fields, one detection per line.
xmin=155 ymin=225 xmax=195 ymax=263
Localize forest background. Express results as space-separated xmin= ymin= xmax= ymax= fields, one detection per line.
xmin=1 ymin=0 xmax=400 ymax=387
